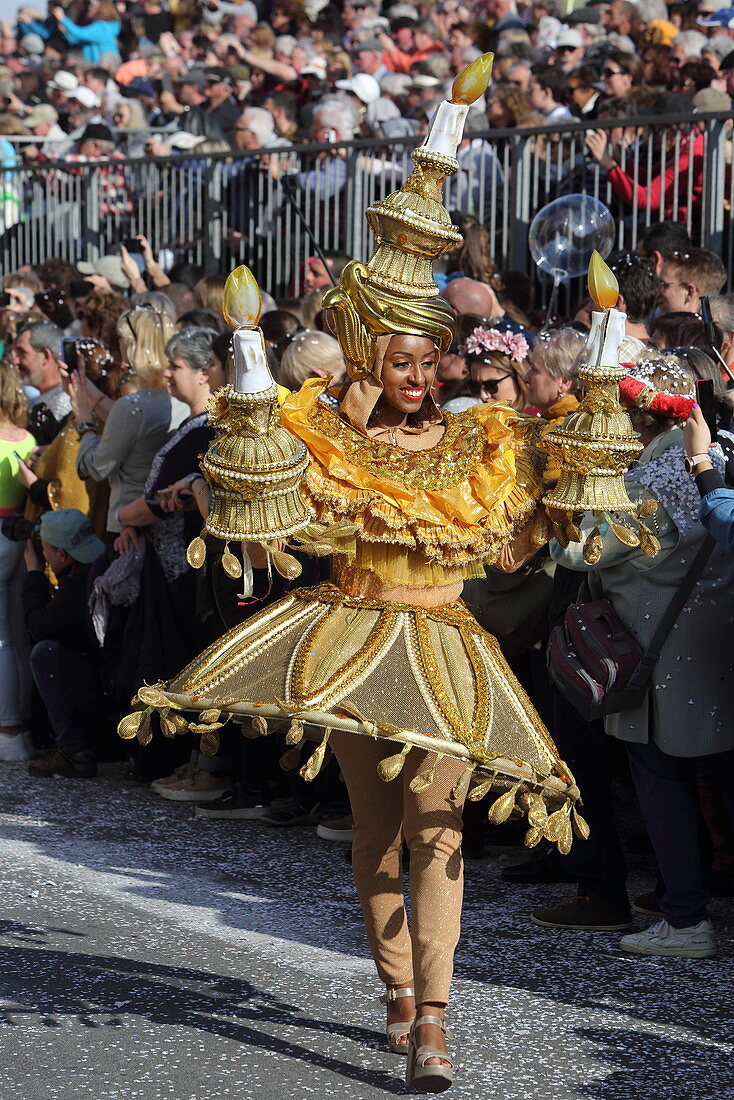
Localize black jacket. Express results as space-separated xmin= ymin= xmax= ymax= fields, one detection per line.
xmin=22 ymin=562 xmax=94 ymax=647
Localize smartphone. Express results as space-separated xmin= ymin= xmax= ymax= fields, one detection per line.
xmin=12 ymin=449 xmax=27 ymax=466
xmin=62 ymin=338 xmax=79 ymax=374
xmin=696 ymin=378 xmax=718 ymax=442
xmin=0 ymin=292 xmax=10 ymax=307
xmin=121 ymin=236 xmax=143 ymax=253
xmin=69 ymin=279 xmax=94 ymax=298
xmin=699 ymin=296 xmax=718 ymax=351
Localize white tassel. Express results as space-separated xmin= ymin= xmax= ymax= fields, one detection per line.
xmin=238 ymin=544 xmax=254 ymax=599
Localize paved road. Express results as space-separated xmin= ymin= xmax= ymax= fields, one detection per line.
xmin=0 ymin=764 xmax=732 ymax=1100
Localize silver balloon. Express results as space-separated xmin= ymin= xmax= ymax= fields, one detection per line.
xmin=529 ymin=195 xmax=615 ymax=282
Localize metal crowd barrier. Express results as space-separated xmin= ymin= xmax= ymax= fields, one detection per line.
xmin=0 ymin=109 xmax=731 ymax=302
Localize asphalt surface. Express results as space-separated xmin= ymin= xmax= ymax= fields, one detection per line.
xmin=0 ymin=763 xmax=733 ymax=1100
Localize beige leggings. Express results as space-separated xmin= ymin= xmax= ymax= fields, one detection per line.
xmin=330 ymin=732 xmax=467 ymax=1006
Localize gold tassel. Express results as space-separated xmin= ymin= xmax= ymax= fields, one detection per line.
xmin=222 ymin=544 xmax=242 ymax=579
xmin=610 ymin=521 xmax=639 ymax=547
xmin=638 ymin=523 xmax=660 ymax=557
xmin=524 ymin=826 xmax=544 ymax=848
xmin=565 ymin=522 xmax=583 ymax=543
xmin=160 ymin=715 xmax=177 ymax=738
xmin=582 ymin=526 xmax=603 ymax=565
xmin=487 ymin=781 xmax=521 ymax=824
xmin=527 ymin=795 xmax=549 ymax=829
xmin=280 ymin=746 xmax=302 ymax=771
xmin=200 ymin=708 xmax=222 ymax=724
xmin=638 ymin=497 xmax=658 ymax=518
xmin=251 ymin=715 xmax=269 ymax=737
xmin=189 ymin=720 xmax=224 ymax=734
xmin=136 ymin=712 xmax=153 ymax=746
xmin=187 ymin=534 xmax=207 ymax=569
xmin=300 ymin=727 xmax=331 ymax=782
xmin=137 ymin=685 xmax=170 ymax=708
xmin=557 ymin=817 xmax=573 ymax=855
xmin=377 ymin=743 xmax=412 ymax=782
xmin=409 ymin=753 xmax=443 ymax=794
xmin=285 ymin=719 xmax=304 ymax=745
xmin=200 ymin=731 xmax=221 ymax=756
xmin=270 ymin=547 xmax=303 ymax=580
xmin=467 ymin=778 xmax=494 ymax=802
xmin=451 ymin=766 xmax=474 ymax=802
xmin=572 ymin=808 xmax=591 ymax=839
xmin=118 ymin=711 xmax=146 ymax=740
xmin=543 ymin=806 xmax=569 ymax=843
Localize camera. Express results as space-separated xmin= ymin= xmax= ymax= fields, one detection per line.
xmin=1 ymin=515 xmax=41 ymax=550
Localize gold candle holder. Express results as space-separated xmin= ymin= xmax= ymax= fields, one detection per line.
xmin=541 ymin=252 xmax=660 ymax=562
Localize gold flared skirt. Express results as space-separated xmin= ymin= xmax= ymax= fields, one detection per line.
xmin=122 ymin=583 xmax=583 ymax=845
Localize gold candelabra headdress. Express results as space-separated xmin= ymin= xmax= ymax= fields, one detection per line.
xmin=541 ymin=251 xmax=660 ymax=563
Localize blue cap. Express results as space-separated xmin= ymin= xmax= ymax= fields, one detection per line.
xmin=39 ymin=509 xmax=105 ymax=564
xmin=699 ymin=7 xmax=734 ymax=26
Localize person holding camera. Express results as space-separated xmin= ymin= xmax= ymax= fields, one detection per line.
xmin=0 ymin=363 xmax=36 ymax=762
xmin=23 ymin=508 xmax=105 ymax=779
xmin=14 ymin=320 xmax=71 ymax=446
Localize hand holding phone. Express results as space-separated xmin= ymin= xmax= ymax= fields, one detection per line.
xmin=62 ymin=338 xmax=79 ymax=374
xmin=695 ymin=378 xmax=718 ymax=442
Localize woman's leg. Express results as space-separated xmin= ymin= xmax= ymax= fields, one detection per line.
xmin=330 ymin=732 xmax=415 ymax=991
xmin=402 ymin=748 xmax=467 ymax=1063
xmin=0 ymin=535 xmax=27 ymax=732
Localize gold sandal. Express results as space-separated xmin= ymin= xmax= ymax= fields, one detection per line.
xmin=405 ymin=1014 xmax=454 ymax=1092
xmin=379 ymin=985 xmax=415 ymax=1055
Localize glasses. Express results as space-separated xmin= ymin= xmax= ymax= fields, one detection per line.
xmin=558 ymin=44 xmax=578 ymax=53
xmin=602 ymin=67 xmax=623 ymax=78
xmin=468 ymin=373 xmax=513 ymax=396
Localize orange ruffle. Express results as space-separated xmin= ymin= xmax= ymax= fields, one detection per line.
xmin=280 ymin=380 xmax=546 ymax=581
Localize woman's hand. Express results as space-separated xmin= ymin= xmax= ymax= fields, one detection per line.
xmin=51 ymin=5 xmax=65 ymax=21
xmin=684 ymin=404 xmax=713 ymax=457
xmin=15 ymin=453 xmax=38 ymax=488
xmin=114 ymin=525 xmax=139 ymax=554
xmin=119 ymin=244 xmax=146 ymax=293
xmin=69 ymin=362 xmax=96 ymax=423
xmin=584 ymin=129 xmax=615 ymax=172
xmin=157 ymin=478 xmax=194 ymax=512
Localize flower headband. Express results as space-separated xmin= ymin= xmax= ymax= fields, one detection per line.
xmin=462 ymin=326 xmax=529 ymax=363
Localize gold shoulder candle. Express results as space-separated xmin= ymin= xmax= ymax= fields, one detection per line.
xmin=541 ymin=251 xmax=659 ymax=559
xmin=421 ymin=53 xmax=493 ymax=160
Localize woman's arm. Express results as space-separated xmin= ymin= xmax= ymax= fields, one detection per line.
xmin=118 ymin=496 xmax=157 ymax=528
xmin=75 ymin=399 xmax=134 ymax=483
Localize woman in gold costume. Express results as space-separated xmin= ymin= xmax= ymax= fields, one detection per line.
xmin=121 ymin=58 xmax=585 ymax=1093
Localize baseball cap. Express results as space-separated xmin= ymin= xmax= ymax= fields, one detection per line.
xmin=79 ymin=122 xmax=113 ymax=144
xmin=68 ymin=86 xmax=100 ymax=109
xmin=391 ymin=15 xmax=417 ymax=30
xmin=302 ymin=58 xmax=327 ymax=78
xmin=557 ymin=28 xmax=583 ymax=48
xmin=693 ymin=87 xmax=732 ymax=111
xmin=25 ymin=104 xmax=59 ymax=127
xmin=177 ymin=67 xmax=207 ymax=89
xmin=565 ymin=6 xmax=600 ymax=24
xmin=121 ymin=76 xmax=155 ymax=98
xmin=335 ymin=72 xmax=381 ymax=104
xmin=166 ymin=131 xmax=202 ymax=150
xmin=205 ymin=66 xmax=234 ymax=85
xmin=21 ymin=32 xmax=45 ymax=55
xmin=48 ymin=70 xmax=79 ymax=93
xmin=77 ymin=254 xmax=130 ymax=289
xmin=409 ymin=73 xmax=441 ymax=89
xmin=644 ymin=19 xmax=679 ymax=46
xmin=39 ymin=509 xmax=105 ymax=564
xmin=699 ymin=7 xmax=734 ymax=26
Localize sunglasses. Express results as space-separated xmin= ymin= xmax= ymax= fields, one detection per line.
xmin=602 ymin=67 xmax=623 ymax=78
xmin=468 ymin=373 xmax=513 ymax=396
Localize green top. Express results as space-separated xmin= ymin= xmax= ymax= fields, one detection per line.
xmin=0 ymin=430 xmax=36 ymax=512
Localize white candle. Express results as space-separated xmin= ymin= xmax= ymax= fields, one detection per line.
xmin=421 ymin=100 xmax=470 ymax=160
xmin=586 ymin=308 xmax=627 ymax=369
xmin=232 ymin=328 xmax=274 ymax=394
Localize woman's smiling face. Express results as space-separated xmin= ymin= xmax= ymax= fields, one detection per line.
xmin=379 ymin=335 xmax=438 ymax=418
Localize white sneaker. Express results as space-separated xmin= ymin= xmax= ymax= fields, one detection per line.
xmin=0 ymin=730 xmax=33 ymax=762
xmin=620 ymin=918 xmax=716 ymax=959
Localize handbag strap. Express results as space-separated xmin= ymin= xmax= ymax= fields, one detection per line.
xmin=627 ymin=533 xmax=717 ymax=690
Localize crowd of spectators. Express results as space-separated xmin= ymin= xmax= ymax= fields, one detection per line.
xmin=1 ymin=0 xmax=734 ymax=271
xmin=0 ymin=0 xmax=734 ymax=958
